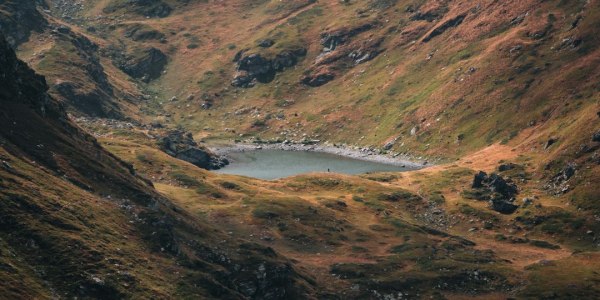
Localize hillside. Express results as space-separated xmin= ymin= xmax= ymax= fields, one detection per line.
xmin=1 ymin=0 xmax=600 ymax=299
xmin=0 ymin=34 xmax=315 ymax=299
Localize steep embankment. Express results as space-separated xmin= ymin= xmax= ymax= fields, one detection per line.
xmin=0 ymin=34 xmax=315 ymax=299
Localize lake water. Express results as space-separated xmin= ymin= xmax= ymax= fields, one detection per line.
xmin=214 ymin=150 xmax=415 ymax=180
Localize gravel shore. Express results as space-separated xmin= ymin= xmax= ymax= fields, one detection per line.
xmin=210 ymin=143 xmax=427 ymax=168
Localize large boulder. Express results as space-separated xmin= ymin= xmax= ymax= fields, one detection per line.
xmin=470 ymin=171 xmax=519 ymax=214
xmin=490 ymin=198 xmax=519 ymax=214
xmin=157 ymin=130 xmax=228 ymax=170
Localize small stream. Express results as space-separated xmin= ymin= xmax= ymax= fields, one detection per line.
xmin=214 ymin=149 xmax=416 ymax=180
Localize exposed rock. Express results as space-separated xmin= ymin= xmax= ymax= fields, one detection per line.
xmin=593 ymin=130 xmax=600 ymax=142
xmin=157 ymin=130 xmax=228 ymax=170
xmin=232 ymin=71 xmax=256 ymax=88
xmin=383 ymin=141 xmax=395 ymax=150
xmin=43 ymin=27 xmax=124 ymax=118
xmin=300 ymin=71 xmax=335 ymax=87
xmin=238 ymin=54 xmax=273 ymax=81
xmin=470 ymin=171 xmax=519 ymax=214
xmin=490 ymin=198 xmax=518 ymax=214
xmin=472 ymin=171 xmax=487 ymax=188
xmin=544 ymin=138 xmax=558 ymax=149
xmin=272 ymin=49 xmax=307 ymax=71
xmin=544 ymin=163 xmax=577 ymax=195
xmin=258 ymin=39 xmax=275 ymax=48
xmin=498 ymin=163 xmax=518 ymax=172
xmin=233 ymin=49 xmax=247 ymax=62
xmin=423 ymin=14 xmax=466 ymax=42
xmin=320 ymin=23 xmax=375 ymax=51
xmin=118 ymin=47 xmax=168 ymax=82
xmin=0 ymin=0 xmax=48 ymax=47
xmin=232 ymin=49 xmax=306 ymax=88
xmin=410 ymin=126 xmax=419 ymax=136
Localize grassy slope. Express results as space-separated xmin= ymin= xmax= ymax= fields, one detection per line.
xmin=91 ymin=0 xmax=598 ymax=160
xmin=0 ymin=35 xmax=315 ymax=299
xmin=98 ymin=127 xmax=600 ymax=298
xmin=4 ymin=0 xmax=600 ymax=298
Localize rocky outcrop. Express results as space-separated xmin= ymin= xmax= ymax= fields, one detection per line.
xmin=157 ymin=130 xmax=228 ymax=170
xmin=0 ymin=33 xmax=53 ymax=115
xmin=258 ymin=39 xmax=275 ymax=48
xmin=544 ymin=163 xmax=577 ymax=195
xmin=0 ymin=0 xmax=48 ymax=46
xmin=302 ymin=22 xmax=382 ymax=87
xmin=43 ymin=27 xmax=123 ymax=118
xmin=471 ymin=171 xmax=519 ymax=214
xmin=423 ymin=14 xmax=467 ymax=42
xmin=300 ymin=71 xmax=335 ymax=87
xmin=117 ymin=47 xmax=168 ymax=82
xmin=231 ymin=48 xmax=307 ymax=88
xmin=320 ymin=23 xmax=376 ymax=52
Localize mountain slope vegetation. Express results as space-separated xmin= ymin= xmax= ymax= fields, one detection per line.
xmin=1 ymin=0 xmax=599 ymax=299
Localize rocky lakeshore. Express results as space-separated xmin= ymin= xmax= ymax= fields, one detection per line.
xmin=210 ymin=141 xmax=428 ymax=169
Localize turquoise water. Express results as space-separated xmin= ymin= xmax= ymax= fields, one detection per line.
xmin=214 ymin=150 xmax=415 ymax=180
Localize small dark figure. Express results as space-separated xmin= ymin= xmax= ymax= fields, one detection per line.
xmin=328 ymin=168 xmax=330 ymax=172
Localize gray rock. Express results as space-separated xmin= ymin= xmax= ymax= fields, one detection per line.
xmin=593 ymin=130 xmax=600 ymax=142
xmin=258 ymin=39 xmax=275 ymax=48
xmin=157 ymin=130 xmax=228 ymax=170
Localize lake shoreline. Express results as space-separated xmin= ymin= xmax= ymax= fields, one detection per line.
xmin=210 ymin=142 xmax=427 ymax=169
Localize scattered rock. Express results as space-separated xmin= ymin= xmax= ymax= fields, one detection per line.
xmin=544 ymin=163 xmax=576 ymax=195
xmin=522 ymin=197 xmax=533 ymax=207
xmin=383 ymin=141 xmax=395 ymax=150
xmin=410 ymin=126 xmax=419 ymax=136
